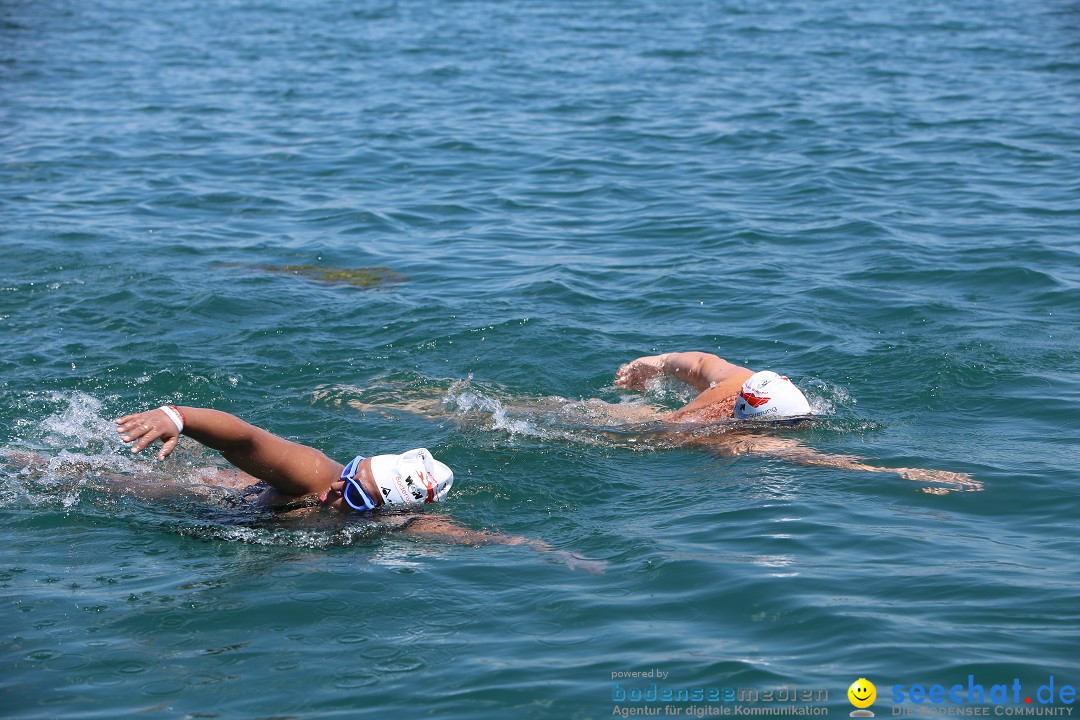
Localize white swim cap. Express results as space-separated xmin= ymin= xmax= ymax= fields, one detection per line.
xmin=369 ymin=448 xmax=454 ymax=506
xmin=734 ymin=371 xmax=812 ymax=420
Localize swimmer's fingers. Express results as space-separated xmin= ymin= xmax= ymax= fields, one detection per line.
xmin=898 ymin=468 xmax=982 ymax=492
xmin=517 ymin=539 xmax=606 ymax=573
xmin=114 ymin=412 xmax=145 ymax=429
xmin=615 ymin=357 xmax=662 ymax=390
xmin=613 ymin=363 xmax=637 ymax=388
xmin=114 ymin=409 xmax=180 ymax=459
xmin=157 ymin=435 xmax=179 ymax=461
xmin=114 ymin=410 xmax=157 ymax=432
xmin=554 ymin=550 xmax=607 ymax=574
xmin=114 ymin=409 xmax=170 ymax=437
xmin=126 ymin=425 xmax=168 ymax=454
xmin=940 ymin=471 xmax=982 ymax=492
xmin=918 ymin=486 xmax=951 ymax=495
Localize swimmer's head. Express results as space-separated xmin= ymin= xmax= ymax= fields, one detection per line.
xmin=369 ymin=448 xmax=454 ymax=506
xmin=734 ymin=371 xmax=812 ymax=420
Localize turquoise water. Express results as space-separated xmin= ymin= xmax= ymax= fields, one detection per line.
xmin=3 ymin=0 xmax=1080 ymax=717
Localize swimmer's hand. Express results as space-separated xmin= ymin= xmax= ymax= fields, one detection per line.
xmin=896 ymin=468 xmax=983 ymax=494
xmin=615 ymin=354 xmax=669 ymax=391
xmin=115 ymin=409 xmax=181 ymax=461
xmin=504 ymin=538 xmax=607 ymax=573
xmin=403 ymin=517 xmax=606 ymax=572
xmin=554 ymin=551 xmax=607 ymax=574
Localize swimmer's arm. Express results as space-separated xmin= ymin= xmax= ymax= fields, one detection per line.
xmin=400 ymin=516 xmax=543 ymax=547
xmin=744 ymin=436 xmax=982 ymax=493
xmin=402 ymin=516 xmax=606 ymax=572
xmin=115 ymin=407 xmax=341 ymax=497
xmin=616 ymin=351 xmax=751 ymax=393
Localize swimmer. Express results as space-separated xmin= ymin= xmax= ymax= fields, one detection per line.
xmin=614 ymin=351 xmax=981 ymax=492
xmin=316 ymin=352 xmax=978 ymax=493
xmin=115 ymin=406 xmax=450 ymax=512
xmin=112 ymin=405 xmax=602 ymax=568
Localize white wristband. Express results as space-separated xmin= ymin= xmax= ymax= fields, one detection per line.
xmin=159 ymin=405 xmax=184 ymax=434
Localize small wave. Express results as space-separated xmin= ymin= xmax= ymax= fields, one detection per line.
xmin=800 ymin=376 xmax=856 ymax=417
xmin=2 ymin=391 xmax=142 ymax=509
xmin=445 ymin=381 xmax=583 ymax=443
xmin=642 ymin=373 xmax=697 ymax=405
xmin=456 ymin=390 xmax=539 ymax=437
xmin=170 ymin=517 xmax=385 ymax=548
xmin=35 ymin=391 xmax=118 ymax=449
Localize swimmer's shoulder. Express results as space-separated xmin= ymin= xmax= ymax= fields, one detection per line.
xmin=253 ymin=486 xmax=321 ymax=511
xmin=669 ymin=390 xmax=738 ymax=422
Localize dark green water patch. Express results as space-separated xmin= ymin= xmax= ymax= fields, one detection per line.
xmin=255 ymin=264 xmax=405 ymax=288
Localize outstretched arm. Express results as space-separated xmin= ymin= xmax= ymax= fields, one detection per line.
xmin=736 ymin=435 xmax=982 ymax=493
xmin=115 ymin=406 xmax=341 ymax=498
xmin=401 ymin=516 xmax=606 ymax=572
xmin=615 ymin=351 xmax=754 ymax=393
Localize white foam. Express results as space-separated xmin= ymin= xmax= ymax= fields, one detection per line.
xmin=40 ymin=391 xmax=111 ymax=447
xmin=445 ymin=384 xmax=552 ymax=439
xmin=643 ymin=374 xmax=697 ymax=404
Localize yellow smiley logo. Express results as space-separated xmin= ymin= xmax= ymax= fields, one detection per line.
xmin=848 ymin=678 xmax=877 ymax=709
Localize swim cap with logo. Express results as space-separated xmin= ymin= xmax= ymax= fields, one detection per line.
xmin=369 ymin=448 xmax=454 ymax=506
xmin=734 ymin=371 xmax=812 ymax=420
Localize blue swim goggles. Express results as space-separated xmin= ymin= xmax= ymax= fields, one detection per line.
xmin=340 ymin=455 xmax=376 ymax=511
